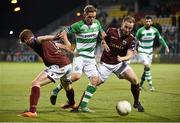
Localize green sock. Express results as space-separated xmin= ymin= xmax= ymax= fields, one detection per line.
xmin=80 ymin=84 xmax=96 ymax=108
xmin=147 ymin=80 xmax=153 ymax=86
xmin=51 ymin=84 xmax=63 ymax=96
xmin=145 ymin=69 xmax=152 ymax=86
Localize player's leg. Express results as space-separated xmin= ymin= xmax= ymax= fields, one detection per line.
xmin=144 ymin=65 xmax=154 ymax=91
xmin=50 ymin=75 xmax=76 ymax=104
xmin=50 ymin=72 xmax=82 ymax=106
xmin=50 ymin=58 xmax=82 ymax=105
xmin=56 ymin=58 xmax=83 ymax=108
xmin=60 ymin=79 xmax=78 ymax=109
xmin=114 ymin=62 xmax=144 ymax=112
xmin=140 ymin=67 xmax=146 ymax=87
xmin=78 ymin=60 xmax=100 ymax=112
xmin=18 ymin=71 xmax=53 ymax=117
xmin=138 ymin=53 xmax=147 ymax=87
xmin=49 ymin=64 xmax=80 ymax=107
xmin=78 ymin=77 xmax=98 ymax=113
xmin=50 ymin=83 xmax=63 ymax=105
xmin=146 ymin=55 xmax=154 ymax=91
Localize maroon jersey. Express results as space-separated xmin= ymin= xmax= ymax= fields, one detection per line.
xmin=101 ymin=28 xmax=136 ymax=64
xmin=27 ymin=38 xmax=71 ymax=67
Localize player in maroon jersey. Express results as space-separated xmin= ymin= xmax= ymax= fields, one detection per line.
xmin=98 ymin=16 xmax=144 ymax=112
xmin=18 ymin=29 xmax=77 ymax=117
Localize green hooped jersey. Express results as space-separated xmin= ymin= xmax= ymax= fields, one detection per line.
xmin=136 ymin=26 xmax=168 ymax=54
xmin=65 ymin=19 xmax=104 ymax=58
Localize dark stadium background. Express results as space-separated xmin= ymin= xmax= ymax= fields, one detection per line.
xmin=0 ymin=0 xmax=83 ymax=38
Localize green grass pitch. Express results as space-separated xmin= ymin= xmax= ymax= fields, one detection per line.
xmin=0 ymin=62 xmax=180 ymax=122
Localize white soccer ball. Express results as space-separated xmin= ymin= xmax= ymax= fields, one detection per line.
xmin=116 ymin=100 xmax=131 ymax=116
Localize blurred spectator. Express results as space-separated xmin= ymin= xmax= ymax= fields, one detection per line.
xmin=98 ymin=10 xmax=108 ymax=18
xmin=110 ymin=17 xmax=118 ymax=28
xmin=177 ymin=30 xmax=180 ymax=53
xmin=133 ymin=21 xmax=144 ymax=33
xmin=0 ymin=50 xmax=5 ymax=61
xmin=163 ymin=28 xmax=177 ymax=55
xmin=178 ymin=16 xmax=180 ymax=31
xmin=154 ymin=3 xmax=171 ymax=18
xmin=153 ymin=23 xmax=162 ymax=34
xmin=6 ymin=54 xmax=12 ymax=61
xmin=98 ymin=10 xmax=108 ymax=29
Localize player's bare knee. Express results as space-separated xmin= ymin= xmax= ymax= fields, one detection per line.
xmin=73 ymin=76 xmax=80 ymax=81
xmin=90 ymin=76 xmax=99 ymax=86
xmin=71 ymin=73 xmax=81 ymax=81
xmin=131 ymin=77 xmax=139 ymax=85
xmin=32 ymin=80 xmax=40 ymax=87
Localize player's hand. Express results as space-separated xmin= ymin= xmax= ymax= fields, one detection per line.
xmin=117 ymin=55 xmax=122 ymax=62
xmin=53 ymin=33 xmax=61 ymax=40
xmin=102 ymin=40 xmax=110 ymax=52
xmin=58 ymin=32 xmax=64 ymax=40
xmin=165 ymin=48 xmax=169 ymax=55
xmin=53 ymin=31 xmax=64 ymax=40
xmin=73 ymin=51 xmax=79 ymax=57
xmin=134 ymin=50 xmax=138 ymax=55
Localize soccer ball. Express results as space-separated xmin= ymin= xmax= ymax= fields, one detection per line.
xmin=116 ymin=100 xmax=131 ymax=116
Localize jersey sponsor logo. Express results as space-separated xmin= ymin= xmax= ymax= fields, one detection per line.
xmin=77 ymin=32 xmax=98 ymax=39
xmin=146 ymin=33 xmax=152 ymax=36
xmin=79 ymin=33 xmax=97 ymax=38
xmin=109 ymin=42 xmax=124 ymax=50
xmin=142 ymin=36 xmax=155 ymax=40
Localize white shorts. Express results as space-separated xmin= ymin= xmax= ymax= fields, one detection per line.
xmin=44 ymin=64 xmax=72 ymax=83
xmin=98 ymin=62 xmax=129 ymax=82
xmin=138 ymin=53 xmax=153 ymax=66
xmin=72 ymin=56 xmax=99 ymax=78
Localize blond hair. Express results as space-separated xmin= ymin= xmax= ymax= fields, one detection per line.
xmin=123 ymin=16 xmax=135 ymax=24
xmin=84 ymin=5 xmax=97 ymax=14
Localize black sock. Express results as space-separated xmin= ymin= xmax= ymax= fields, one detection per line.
xmin=131 ymin=84 xmax=140 ymax=104
xmin=66 ymin=88 xmax=75 ymax=105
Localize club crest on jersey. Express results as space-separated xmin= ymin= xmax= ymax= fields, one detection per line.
xmin=80 ymin=25 xmax=88 ymax=32
xmin=122 ymin=40 xmax=127 ymax=45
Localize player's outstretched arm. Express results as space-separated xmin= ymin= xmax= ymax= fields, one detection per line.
xmin=37 ymin=35 xmax=59 ymax=43
xmin=56 ymin=43 xmax=79 ymax=56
